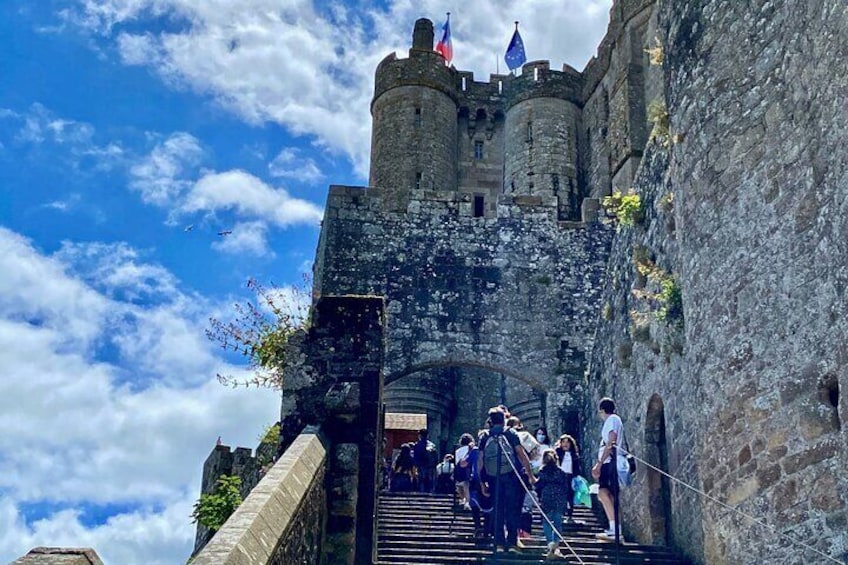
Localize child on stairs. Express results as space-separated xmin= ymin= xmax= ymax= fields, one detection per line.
xmin=534 ymin=449 xmax=570 ymax=560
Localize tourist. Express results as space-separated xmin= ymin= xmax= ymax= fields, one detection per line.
xmin=467 ymin=432 xmax=493 ymax=540
xmin=591 ymin=397 xmax=626 ymax=541
xmin=518 ymin=489 xmax=536 ymax=540
xmin=535 ymin=449 xmax=569 ymax=559
xmin=478 ymin=408 xmax=536 ymax=553
xmin=556 ymin=434 xmax=581 ymax=522
xmin=535 ymin=427 xmax=551 ymax=450
xmin=413 ymin=428 xmax=437 ymax=493
xmin=435 ymin=454 xmax=455 ymax=494
xmin=391 ymin=444 xmax=417 ymax=492
xmin=455 ymin=433 xmax=475 ymax=509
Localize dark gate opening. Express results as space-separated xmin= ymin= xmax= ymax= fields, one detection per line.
xmin=645 ymin=394 xmax=672 ymax=546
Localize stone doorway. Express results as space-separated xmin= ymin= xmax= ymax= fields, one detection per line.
xmin=645 ymin=393 xmax=672 ymax=546
xmin=384 ymin=362 xmax=552 ymax=457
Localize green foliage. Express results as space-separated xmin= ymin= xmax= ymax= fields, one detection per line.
xmin=603 ymin=190 xmax=644 ymax=227
xmin=535 ymin=274 xmax=552 ymax=285
xmin=648 ymin=99 xmax=670 ymax=143
xmin=256 ymin=423 xmax=280 ymax=468
xmin=191 ymin=475 xmax=243 ymax=532
xmin=259 ymin=422 xmax=280 ymax=446
xmin=208 ymin=277 xmax=311 ymax=389
xmin=656 ymin=275 xmax=683 ymax=325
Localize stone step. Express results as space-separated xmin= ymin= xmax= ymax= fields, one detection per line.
xmin=376 ymin=493 xmax=691 ymax=565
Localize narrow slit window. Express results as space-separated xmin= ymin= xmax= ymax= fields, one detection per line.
xmin=526 ymin=122 xmax=533 ymax=143
xmin=415 ymin=171 xmax=422 ymax=190
xmin=414 ymin=107 xmax=422 ymax=128
xmin=462 ymin=76 xmax=467 ymax=91
xmin=473 ymin=195 xmax=485 ymax=217
xmin=552 ymin=174 xmax=560 ymax=192
xmin=474 ymin=140 xmax=484 ymax=160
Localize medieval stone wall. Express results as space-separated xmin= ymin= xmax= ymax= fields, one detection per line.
xmin=586 ymin=1 xmax=848 ymax=563
xmin=314 ymin=186 xmax=612 ymax=447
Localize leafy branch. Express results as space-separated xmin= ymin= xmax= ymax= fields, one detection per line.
xmin=191 ymin=475 xmax=243 ymax=531
xmin=208 ymin=276 xmax=311 ymax=389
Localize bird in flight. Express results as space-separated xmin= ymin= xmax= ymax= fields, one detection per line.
xmin=218 ymin=230 xmax=233 ymax=236
xmin=184 ymin=224 xmax=194 ymax=232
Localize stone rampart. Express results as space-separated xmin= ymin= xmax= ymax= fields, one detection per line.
xmin=586 ymin=1 xmax=848 ymax=563
xmin=190 ymin=430 xmax=327 ymax=565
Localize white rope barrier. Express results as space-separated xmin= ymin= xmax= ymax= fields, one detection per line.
xmin=496 ymin=439 xmax=587 ymax=564
xmin=617 ymin=446 xmax=844 ymax=565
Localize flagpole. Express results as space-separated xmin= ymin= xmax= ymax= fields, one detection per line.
xmin=513 ymin=21 xmax=519 ymax=76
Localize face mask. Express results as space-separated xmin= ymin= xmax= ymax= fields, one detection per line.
xmin=536 ymin=433 xmax=546 ymax=443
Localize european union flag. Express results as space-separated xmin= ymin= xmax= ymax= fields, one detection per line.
xmin=504 ymin=25 xmax=526 ymax=71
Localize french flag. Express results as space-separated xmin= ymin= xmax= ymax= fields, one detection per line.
xmin=435 ymin=13 xmax=453 ymax=64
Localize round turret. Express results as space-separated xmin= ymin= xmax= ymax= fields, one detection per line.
xmin=369 ymin=19 xmax=459 ymax=211
xmin=503 ymin=61 xmax=583 ymax=220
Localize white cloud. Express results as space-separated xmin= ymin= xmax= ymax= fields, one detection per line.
xmin=0 ymin=104 xmax=125 ymax=170
xmin=184 ymin=169 xmax=323 ymax=227
xmin=69 ymin=0 xmax=613 ymax=178
xmin=212 ymin=221 xmax=273 ymax=257
xmin=268 ymin=147 xmax=324 ymax=184
xmin=129 ymin=132 xmax=203 ymax=206
xmin=0 ymin=227 xmax=280 ymax=564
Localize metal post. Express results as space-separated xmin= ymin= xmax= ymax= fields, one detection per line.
xmin=612 ymin=443 xmax=621 ymax=565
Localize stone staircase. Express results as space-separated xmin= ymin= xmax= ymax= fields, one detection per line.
xmin=376 ymin=492 xmax=690 ymax=564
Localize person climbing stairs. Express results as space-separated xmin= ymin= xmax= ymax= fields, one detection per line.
xmin=375 ymin=492 xmax=691 ymax=564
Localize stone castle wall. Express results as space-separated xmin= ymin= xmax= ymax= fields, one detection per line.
xmin=585 ymin=1 xmax=848 ymax=563
xmin=313 ymin=186 xmax=612 ymax=448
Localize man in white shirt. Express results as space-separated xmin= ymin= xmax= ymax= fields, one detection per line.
xmin=591 ymin=397 xmax=625 ymax=541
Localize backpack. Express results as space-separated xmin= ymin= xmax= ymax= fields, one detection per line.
xmin=482 ymin=430 xmax=515 ymax=476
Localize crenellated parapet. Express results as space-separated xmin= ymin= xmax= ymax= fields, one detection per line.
xmin=504 ymin=60 xmax=584 ymax=110
xmin=372 ymin=49 xmax=458 ymax=110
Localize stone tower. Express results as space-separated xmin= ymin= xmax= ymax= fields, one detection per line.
xmin=503 ymin=61 xmax=584 ymax=220
xmin=370 ymin=18 xmax=459 ymax=211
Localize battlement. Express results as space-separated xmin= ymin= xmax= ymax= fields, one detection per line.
xmin=504 ymin=60 xmax=583 ymax=109
xmin=581 ymin=0 xmax=655 ymax=99
xmin=373 ymin=50 xmax=458 ymax=109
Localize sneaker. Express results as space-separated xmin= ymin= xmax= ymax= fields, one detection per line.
xmin=515 ymin=539 xmax=526 ymax=549
xmin=508 ymin=546 xmax=522 ymax=554
xmin=596 ymin=530 xmax=625 ymax=542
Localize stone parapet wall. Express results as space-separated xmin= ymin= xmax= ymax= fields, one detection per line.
xmin=190 ymin=430 xmax=327 ymax=565
xmin=10 ymin=548 xmax=104 ymax=565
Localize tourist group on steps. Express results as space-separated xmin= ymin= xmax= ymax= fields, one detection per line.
xmin=385 ymin=398 xmax=632 ymax=559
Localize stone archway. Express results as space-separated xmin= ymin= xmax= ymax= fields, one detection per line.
xmin=384 ymin=359 xmax=551 ymax=453
xmin=645 ymin=393 xmax=672 ymax=546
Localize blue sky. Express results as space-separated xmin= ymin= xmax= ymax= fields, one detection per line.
xmin=0 ymin=1 xmax=612 ymax=563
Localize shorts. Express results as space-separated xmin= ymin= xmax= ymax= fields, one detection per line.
xmin=598 ymin=461 xmax=617 ymax=490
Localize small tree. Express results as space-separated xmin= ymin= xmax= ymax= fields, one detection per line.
xmin=603 ymin=190 xmax=644 ymax=227
xmin=191 ymin=475 xmax=243 ymax=531
xmin=208 ymin=277 xmax=311 ymax=389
